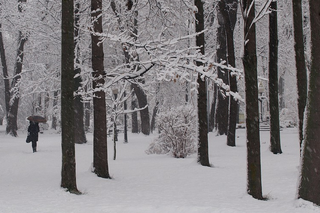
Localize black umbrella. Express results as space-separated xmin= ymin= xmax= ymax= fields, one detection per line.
xmin=27 ymin=115 xmax=47 ymax=123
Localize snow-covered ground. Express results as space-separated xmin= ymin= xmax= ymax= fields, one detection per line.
xmin=0 ymin=125 xmax=319 ymax=213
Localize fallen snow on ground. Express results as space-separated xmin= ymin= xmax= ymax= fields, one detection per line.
xmin=0 ymin=125 xmax=319 ymax=213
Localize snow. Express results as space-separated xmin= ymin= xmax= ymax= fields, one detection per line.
xmin=0 ymin=125 xmax=319 ymax=213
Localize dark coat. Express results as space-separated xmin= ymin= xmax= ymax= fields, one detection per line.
xmin=28 ymin=122 xmax=39 ymax=142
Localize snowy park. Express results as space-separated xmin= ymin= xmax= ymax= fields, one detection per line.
xmin=1 ymin=125 xmax=319 ymax=213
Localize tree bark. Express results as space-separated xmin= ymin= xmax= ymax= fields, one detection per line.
xmin=242 ymin=0 xmax=263 ymax=200
xmin=131 ymin=86 xmax=139 ymax=133
xmin=208 ymin=85 xmax=217 ymax=132
xmin=0 ymin=24 xmax=10 ymax=125
xmin=292 ymin=0 xmax=308 ymax=148
xmin=219 ymin=0 xmax=238 ymax=147
xmin=74 ymin=2 xmax=86 ymax=144
xmin=216 ymin=3 xmax=229 ymax=136
xmin=91 ymin=0 xmax=110 ymax=178
xmin=123 ymin=91 xmax=128 ymax=142
xmin=61 ymin=0 xmax=80 ymax=194
xmin=51 ymin=90 xmax=58 ymax=130
xmin=131 ymin=83 xmax=150 ymax=135
xmin=268 ymin=1 xmax=282 ymax=154
xmin=298 ymin=0 xmax=320 ymax=205
xmin=195 ymin=0 xmax=210 ymax=167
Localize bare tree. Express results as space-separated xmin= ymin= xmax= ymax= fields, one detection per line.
xmin=195 ymin=0 xmax=210 ymax=167
xmin=216 ymin=0 xmax=229 ymax=136
xmin=268 ymin=1 xmax=282 ymax=154
xmin=74 ymin=2 xmax=86 ymax=144
xmin=298 ymin=0 xmax=320 ymax=205
xmin=61 ymin=0 xmax=80 ymax=194
xmin=292 ymin=0 xmax=307 ymax=148
xmin=91 ymin=0 xmax=110 ymax=178
xmin=242 ymin=0 xmax=263 ymax=200
xmin=218 ymin=0 xmax=238 ymax=146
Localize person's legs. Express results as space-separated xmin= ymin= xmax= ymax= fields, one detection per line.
xmin=32 ymin=141 xmax=37 ymax=152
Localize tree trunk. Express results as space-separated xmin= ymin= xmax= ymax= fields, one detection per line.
xmin=219 ymin=0 xmax=238 ymax=147
xmin=269 ymin=1 xmax=282 ymax=154
xmin=242 ymin=0 xmax=263 ymax=200
xmin=208 ymin=85 xmax=217 ymax=132
xmin=51 ymin=90 xmax=58 ymax=130
xmin=91 ymin=0 xmax=110 ymax=178
xmin=298 ymin=0 xmax=320 ymax=205
xmin=61 ymin=0 xmax=80 ymax=194
xmin=131 ymin=86 xmax=139 ymax=133
xmin=216 ymin=3 xmax=229 ymax=136
xmin=0 ymin=24 xmax=10 ymax=124
xmin=74 ymin=2 xmax=86 ymax=144
xmin=292 ymin=0 xmax=308 ymax=148
xmin=131 ymin=83 xmax=150 ymax=135
xmin=195 ymin=0 xmax=210 ymax=167
xmin=123 ymin=91 xmax=128 ymax=143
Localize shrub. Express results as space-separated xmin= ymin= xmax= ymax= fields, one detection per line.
xmin=146 ymin=105 xmax=197 ymax=158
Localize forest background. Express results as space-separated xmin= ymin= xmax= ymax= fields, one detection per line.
xmin=1 ymin=0 xmax=320 ymax=208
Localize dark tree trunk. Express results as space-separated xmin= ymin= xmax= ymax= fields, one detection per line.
xmin=131 ymin=87 xmax=139 ymax=133
xmin=195 ymin=0 xmax=210 ymax=167
xmin=0 ymin=24 xmax=10 ymax=124
xmin=61 ymin=0 xmax=80 ymax=194
xmin=292 ymin=0 xmax=308 ymax=148
xmin=51 ymin=90 xmax=58 ymax=130
xmin=219 ymin=0 xmax=238 ymax=147
xmin=131 ymin=83 xmax=150 ymax=135
xmin=91 ymin=0 xmax=110 ymax=178
xmin=298 ymin=0 xmax=320 ymax=205
xmin=208 ymin=85 xmax=217 ymax=132
xmin=123 ymin=91 xmax=128 ymax=143
xmin=74 ymin=2 xmax=86 ymax=144
xmin=242 ymin=0 xmax=263 ymax=200
xmin=216 ymin=4 xmax=229 ymax=136
xmin=268 ymin=1 xmax=282 ymax=154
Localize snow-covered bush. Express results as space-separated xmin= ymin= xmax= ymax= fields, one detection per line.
xmin=146 ymin=105 xmax=197 ymax=158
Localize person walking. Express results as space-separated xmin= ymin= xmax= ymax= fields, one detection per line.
xmin=27 ymin=121 xmax=40 ymax=152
